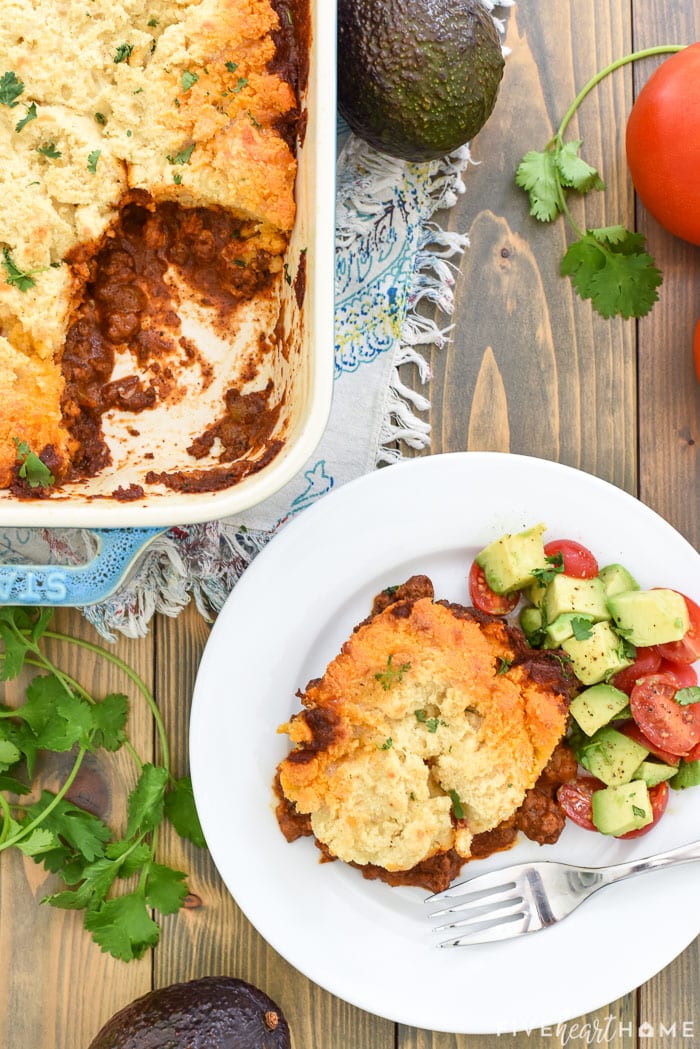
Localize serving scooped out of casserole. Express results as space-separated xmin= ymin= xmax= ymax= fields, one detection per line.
xmin=0 ymin=0 xmax=312 ymax=501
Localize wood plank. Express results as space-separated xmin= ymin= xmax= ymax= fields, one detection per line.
xmin=153 ymin=601 xmax=396 ymax=1049
xmin=427 ymin=0 xmax=636 ymax=492
xmin=631 ymin=4 xmax=700 ymax=1040
xmin=0 ymin=610 xmax=155 ymax=1049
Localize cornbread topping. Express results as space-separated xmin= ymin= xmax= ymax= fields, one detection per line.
xmin=275 ymin=576 xmax=578 ymax=892
xmin=0 ymin=0 xmax=307 ymax=494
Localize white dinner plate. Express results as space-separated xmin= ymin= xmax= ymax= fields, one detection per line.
xmin=190 ymin=452 xmax=700 ymax=1034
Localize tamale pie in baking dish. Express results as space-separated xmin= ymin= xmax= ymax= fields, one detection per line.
xmin=0 ymin=0 xmax=334 ymax=525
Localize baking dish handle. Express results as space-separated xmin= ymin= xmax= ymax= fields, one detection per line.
xmin=0 ymin=527 xmax=167 ymax=607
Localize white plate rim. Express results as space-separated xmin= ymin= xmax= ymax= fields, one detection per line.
xmin=190 ymin=452 xmax=700 ymax=1034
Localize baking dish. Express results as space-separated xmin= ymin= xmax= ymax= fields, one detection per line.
xmin=0 ymin=0 xmax=336 ymax=603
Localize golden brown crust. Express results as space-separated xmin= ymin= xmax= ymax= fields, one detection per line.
xmin=0 ymin=0 xmax=297 ymax=488
xmin=277 ymin=592 xmax=575 ymax=877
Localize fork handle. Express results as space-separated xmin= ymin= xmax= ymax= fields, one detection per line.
xmin=597 ymin=839 xmax=700 ymax=886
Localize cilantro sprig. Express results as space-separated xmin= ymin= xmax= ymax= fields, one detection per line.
xmin=516 ymin=45 xmax=685 ymax=319
xmin=13 ymin=438 xmax=54 ymax=487
xmin=0 ymin=608 xmax=205 ymax=962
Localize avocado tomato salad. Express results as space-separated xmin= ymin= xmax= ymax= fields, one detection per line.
xmin=470 ymin=524 xmax=700 ymax=841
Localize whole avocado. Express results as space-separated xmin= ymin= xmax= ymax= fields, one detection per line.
xmin=337 ymin=0 xmax=505 ymax=162
xmin=87 ymin=976 xmax=291 ymax=1049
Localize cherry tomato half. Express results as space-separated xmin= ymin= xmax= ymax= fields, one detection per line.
xmin=625 ymin=43 xmax=700 ymax=246
xmin=683 ymin=740 xmax=700 ymax=762
xmin=468 ymin=561 xmax=519 ymax=616
xmin=557 ymin=776 xmax=606 ymax=832
xmin=543 ymin=539 xmax=598 ymax=579
xmin=630 ymin=673 xmax=700 ymax=757
xmin=655 ymin=593 xmax=700 ymax=666
xmin=611 ymin=646 xmax=662 ymax=695
xmin=658 ymin=660 xmax=698 ymax=690
xmin=618 ymin=718 xmax=680 ymax=767
xmin=617 ymin=781 xmax=670 ymax=839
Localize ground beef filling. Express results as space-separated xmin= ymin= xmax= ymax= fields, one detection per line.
xmin=61 ymin=195 xmax=282 ymax=483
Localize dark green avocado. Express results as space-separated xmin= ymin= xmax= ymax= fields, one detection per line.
xmin=87 ymin=976 xmax=291 ymax=1049
xmin=337 ymin=0 xmax=505 ymax=162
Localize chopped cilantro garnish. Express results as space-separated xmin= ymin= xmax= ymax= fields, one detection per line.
xmin=0 ymin=71 xmax=24 ymax=108
xmin=15 ymin=102 xmax=37 ymax=132
xmin=36 ymin=141 xmax=61 ymax=159
xmin=676 ymin=686 xmax=700 ymax=707
xmin=13 ymin=438 xmax=54 ymax=487
xmin=414 ymin=709 xmax=443 ymax=733
xmin=496 ymin=657 xmax=512 ymax=675
xmin=147 ymin=16 xmax=159 ymax=27
xmin=378 ymin=738 xmax=393 ymax=751
xmin=375 ymin=654 xmax=411 ymax=691
xmin=181 ymin=70 xmax=198 ymax=92
xmin=172 ymin=172 xmax=183 ymax=185
xmin=225 ymin=61 xmax=238 ymax=73
xmin=570 ymin=616 xmax=594 ymax=641
xmin=532 ymin=551 xmax=564 ymax=585
xmin=449 ymin=790 xmax=465 ymax=820
xmin=2 ymin=247 xmax=45 ymax=292
xmin=166 ymin=143 xmax=195 ymax=165
xmin=232 ymin=76 xmax=248 ymax=94
xmin=87 ymin=149 xmax=100 ymax=173
xmin=95 ymin=112 xmax=106 ymax=125
xmin=114 ymin=43 xmax=134 ymax=64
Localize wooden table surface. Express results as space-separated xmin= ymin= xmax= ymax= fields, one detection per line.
xmin=2 ymin=2 xmax=699 ymax=1047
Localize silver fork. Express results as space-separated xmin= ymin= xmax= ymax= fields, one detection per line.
xmin=426 ymin=839 xmax=700 ymax=947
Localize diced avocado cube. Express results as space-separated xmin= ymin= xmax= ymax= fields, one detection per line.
xmin=670 ymin=759 xmax=700 ymax=790
xmin=561 ymin=621 xmax=632 ymax=686
xmin=633 ymin=760 xmax=678 ymax=788
xmin=591 ymin=780 xmax=653 ymax=836
xmin=569 ymin=683 xmax=630 ymax=736
xmin=598 ymin=563 xmax=640 ymax=598
xmin=543 ymin=575 xmax=610 ymax=624
xmin=519 ymin=605 xmax=543 ymax=643
xmin=545 ymin=612 xmax=595 ymax=646
xmin=524 ymin=579 xmax=548 ymax=609
xmin=607 ymin=588 xmax=689 ymax=647
xmin=580 ymin=725 xmax=648 ymax=785
xmin=475 ymin=524 xmax=547 ymax=595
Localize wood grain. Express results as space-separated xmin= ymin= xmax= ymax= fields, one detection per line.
xmin=1 ymin=1 xmax=698 ymax=1047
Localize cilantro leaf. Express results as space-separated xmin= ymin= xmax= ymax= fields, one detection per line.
xmin=114 ymin=43 xmax=134 ymax=64
xmin=13 ymin=827 xmax=58 ymax=857
xmin=21 ymin=675 xmax=93 ymax=751
xmin=27 ymin=793 xmax=111 ymax=863
xmin=676 ymin=686 xmax=700 ymax=707
xmin=2 ymin=249 xmax=40 ymax=293
xmin=13 ymin=438 xmax=55 ymax=487
xmin=570 ymin=617 xmax=594 ymax=641
xmin=145 ymin=862 xmax=188 ymax=914
xmin=36 ymin=141 xmax=61 ymax=159
xmin=515 ymin=149 xmax=562 ymax=222
xmin=105 ymin=839 xmax=152 ymax=876
xmin=181 ymin=70 xmax=198 ymax=92
xmin=556 ymin=140 xmax=605 ymax=194
xmin=449 ymin=789 xmax=465 ymax=820
xmin=15 ymin=101 xmax=37 ymax=132
xmin=126 ymin=763 xmax=168 ymax=837
xmin=166 ymin=143 xmax=195 ymax=165
xmin=87 ymin=149 xmax=100 ymax=173
xmin=0 ymin=773 xmax=31 ymax=795
xmin=531 ymin=551 xmax=564 ymax=585
xmin=88 ymin=693 xmax=128 ymax=752
xmin=561 ymin=230 xmax=662 ymax=319
xmin=164 ymin=775 xmax=206 ymax=848
xmin=0 ymin=738 xmax=20 ymax=772
xmin=0 ymin=71 xmax=24 ymax=108
xmin=84 ymin=893 xmax=161 ymax=961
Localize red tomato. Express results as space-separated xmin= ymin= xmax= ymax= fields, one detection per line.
xmin=557 ymin=776 xmax=606 ymax=832
xmin=630 ymin=673 xmax=700 ymax=756
xmin=658 ymin=660 xmax=698 ymax=690
xmin=618 ymin=718 xmax=680 ymax=767
xmin=611 ymin=646 xmax=662 ymax=695
xmin=625 ymin=44 xmax=700 ymax=246
xmin=655 ymin=593 xmax=700 ymax=666
xmin=683 ymin=740 xmax=700 ymax=762
xmin=468 ymin=561 xmax=519 ymax=616
xmin=543 ymin=539 xmax=598 ymax=579
xmin=618 ymin=781 xmax=670 ymax=839
xmin=694 ymin=318 xmax=700 ymax=385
